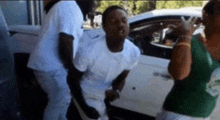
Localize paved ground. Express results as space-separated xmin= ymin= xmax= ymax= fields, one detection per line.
xmin=0 ymin=78 xmax=22 ymax=120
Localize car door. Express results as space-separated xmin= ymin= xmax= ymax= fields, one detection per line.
xmin=111 ymin=17 xmax=183 ymax=117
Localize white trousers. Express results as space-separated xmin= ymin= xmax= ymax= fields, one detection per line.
xmin=73 ymin=91 xmax=109 ymax=120
xmin=156 ymin=109 xmax=210 ymax=120
xmin=34 ymin=67 xmax=71 ymax=120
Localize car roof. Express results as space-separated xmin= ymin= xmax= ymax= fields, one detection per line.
xmin=128 ymin=9 xmax=202 ymax=23
xmin=9 ymin=25 xmax=41 ymax=35
xmin=179 ymin=7 xmax=203 ymax=11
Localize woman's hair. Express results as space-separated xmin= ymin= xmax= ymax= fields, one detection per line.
xmin=102 ymin=6 xmax=126 ymax=28
xmin=203 ymin=1 xmax=220 ymax=15
xmin=44 ymin=0 xmax=60 ymax=14
xmin=203 ymin=2 xmax=215 ymax=15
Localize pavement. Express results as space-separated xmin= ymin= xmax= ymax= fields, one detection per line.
xmin=0 ymin=78 xmax=22 ymax=120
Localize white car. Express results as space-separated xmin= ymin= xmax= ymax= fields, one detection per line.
xmin=9 ymin=9 xmax=220 ymax=120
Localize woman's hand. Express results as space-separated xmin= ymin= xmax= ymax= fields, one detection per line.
xmin=168 ymin=16 xmax=201 ymax=37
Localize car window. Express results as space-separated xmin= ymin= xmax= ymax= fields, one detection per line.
xmin=128 ymin=18 xmax=182 ymax=59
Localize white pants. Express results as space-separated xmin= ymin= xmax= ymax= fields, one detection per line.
xmin=34 ymin=67 xmax=71 ymax=120
xmin=73 ymin=91 xmax=109 ymax=120
xmin=156 ymin=109 xmax=210 ymax=120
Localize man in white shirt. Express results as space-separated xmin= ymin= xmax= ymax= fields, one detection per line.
xmin=68 ymin=6 xmax=140 ymax=120
xmin=27 ymin=1 xmax=97 ymax=120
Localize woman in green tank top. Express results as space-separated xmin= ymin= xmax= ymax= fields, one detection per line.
xmin=156 ymin=1 xmax=220 ymax=120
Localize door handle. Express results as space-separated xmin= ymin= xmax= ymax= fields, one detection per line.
xmin=161 ymin=74 xmax=172 ymax=79
xmin=153 ymin=72 xmax=172 ymax=80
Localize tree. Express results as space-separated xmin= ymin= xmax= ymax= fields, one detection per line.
xmin=97 ymin=0 xmax=124 ymax=13
xmin=149 ymin=0 xmax=157 ymax=11
xmin=156 ymin=1 xmax=203 ymax=9
xmin=97 ymin=1 xmax=204 ymax=15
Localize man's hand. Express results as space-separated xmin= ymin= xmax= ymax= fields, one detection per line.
xmin=105 ymin=90 xmax=119 ymax=102
xmin=112 ymin=79 xmax=125 ymax=92
xmin=79 ymin=101 xmax=100 ymax=119
xmin=68 ymin=79 xmax=100 ymax=119
xmin=67 ymin=68 xmax=99 ymax=119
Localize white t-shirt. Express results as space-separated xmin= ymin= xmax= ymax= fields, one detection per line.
xmin=74 ymin=35 xmax=140 ymax=97
xmin=28 ymin=1 xmax=83 ymax=71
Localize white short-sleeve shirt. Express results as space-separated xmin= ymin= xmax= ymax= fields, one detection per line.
xmin=28 ymin=1 xmax=83 ymax=71
xmin=74 ymin=35 xmax=140 ymax=97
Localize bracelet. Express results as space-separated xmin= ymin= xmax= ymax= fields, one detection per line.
xmin=179 ymin=35 xmax=192 ymax=40
xmin=176 ymin=42 xmax=191 ymax=49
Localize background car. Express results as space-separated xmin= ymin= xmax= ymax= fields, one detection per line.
xmin=9 ymin=9 xmax=220 ymax=120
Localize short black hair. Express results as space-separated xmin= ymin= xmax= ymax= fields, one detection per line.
xmin=102 ymin=6 xmax=126 ymax=28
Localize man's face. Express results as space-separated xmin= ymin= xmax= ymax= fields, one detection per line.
xmin=104 ymin=9 xmax=129 ymax=40
xmin=44 ymin=0 xmax=55 ymax=7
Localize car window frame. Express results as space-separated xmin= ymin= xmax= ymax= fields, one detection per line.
xmin=127 ymin=15 xmax=201 ymax=60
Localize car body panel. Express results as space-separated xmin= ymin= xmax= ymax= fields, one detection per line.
xmin=111 ymin=55 xmax=173 ymax=117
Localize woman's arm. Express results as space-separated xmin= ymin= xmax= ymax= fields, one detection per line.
xmin=168 ymin=37 xmax=192 ymax=80
xmin=168 ymin=16 xmax=201 ymax=80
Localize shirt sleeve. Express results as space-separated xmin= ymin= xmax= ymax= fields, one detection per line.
xmin=73 ymin=45 xmax=90 ymax=72
xmin=57 ymin=2 xmax=83 ymax=37
xmin=127 ymin=46 xmax=141 ymax=70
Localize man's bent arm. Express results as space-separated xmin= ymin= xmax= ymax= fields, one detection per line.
xmin=112 ymin=70 xmax=130 ymax=92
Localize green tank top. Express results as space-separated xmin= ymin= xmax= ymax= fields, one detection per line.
xmin=163 ymin=35 xmax=220 ymax=117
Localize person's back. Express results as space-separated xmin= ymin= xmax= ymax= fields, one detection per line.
xmin=27 ymin=1 xmax=97 ymax=120
xmin=156 ymin=1 xmax=220 ymax=119
xmin=163 ymin=35 xmax=220 ymax=117
xmin=28 ymin=1 xmax=83 ymax=71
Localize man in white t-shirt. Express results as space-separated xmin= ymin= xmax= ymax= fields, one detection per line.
xmin=68 ymin=6 xmax=140 ymax=120
xmin=27 ymin=1 xmax=97 ymax=120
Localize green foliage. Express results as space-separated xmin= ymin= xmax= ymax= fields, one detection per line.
xmin=97 ymin=1 xmax=124 ymax=13
xmin=156 ymin=1 xmax=203 ymax=9
xmin=97 ymin=0 xmax=150 ymax=15
xmin=97 ymin=1 xmax=204 ymax=15
xmin=133 ymin=1 xmax=149 ymax=14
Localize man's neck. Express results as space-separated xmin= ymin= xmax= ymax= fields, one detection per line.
xmin=44 ymin=0 xmax=60 ymax=14
xmin=106 ymin=36 xmax=124 ymax=53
